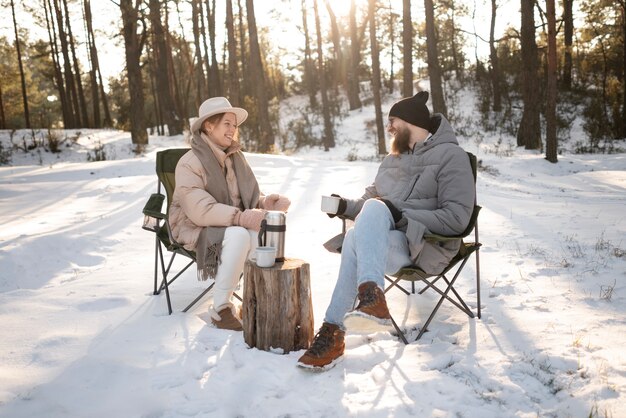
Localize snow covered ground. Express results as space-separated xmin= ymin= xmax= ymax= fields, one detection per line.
xmin=1 ymin=97 xmax=625 ymax=417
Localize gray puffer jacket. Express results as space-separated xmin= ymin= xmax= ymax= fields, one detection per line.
xmin=344 ymin=114 xmax=475 ymax=274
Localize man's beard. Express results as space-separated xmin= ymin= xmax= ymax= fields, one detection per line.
xmin=391 ymin=126 xmax=411 ymax=154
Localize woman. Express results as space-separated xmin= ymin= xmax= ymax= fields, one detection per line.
xmin=169 ymin=97 xmax=290 ymax=331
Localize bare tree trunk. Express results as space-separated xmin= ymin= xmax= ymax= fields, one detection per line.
xmin=147 ymin=42 xmax=164 ymax=136
xmin=11 ymin=0 xmax=30 ymax=128
xmin=347 ymin=0 xmax=362 ymax=110
xmin=489 ymin=0 xmax=502 ymax=111
xmin=44 ymin=0 xmax=71 ymax=128
xmin=120 ymin=0 xmax=148 ymax=145
xmin=246 ymin=0 xmax=274 ymax=152
xmin=237 ymin=0 xmax=248 ymax=106
xmin=619 ymin=0 xmax=626 ymax=138
xmin=63 ymin=0 xmax=90 ymax=127
xmin=369 ymin=0 xmax=386 ymax=155
xmin=53 ymin=0 xmax=80 ymax=128
xmin=83 ymin=0 xmax=100 ymax=127
xmin=83 ymin=0 xmax=112 ymax=128
xmin=324 ymin=0 xmax=346 ymax=92
xmin=198 ymin=0 xmax=212 ymax=97
xmin=517 ymin=0 xmax=541 ymax=149
xmin=206 ymin=0 xmax=222 ymax=96
xmin=169 ymin=2 xmax=189 ymax=127
xmin=546 ymin=0 xmax=558 ymax=163
xmin=562 ymin=0 xmax=573 ymax=90
xmin=424 ymin=0 xmax=447 ymax=116
xmin=388 ymin=1 xmax=395 ymax=93
xmin=191 ymin=0 xmax=206 ymax=107
xmin=450 ymin=7 xmax=462 ymax=81
xmin=301 ymin=0 xmax=317 ymax=108
xmin=402 ymin=0 xmax=413 ymax=97
xmin=95 ymin=55 xmax=112 ymax=127
xmin=226 ymin=0 xmax=241 ymax=106
xmin=0 ymin=83 xmax=5 ymax=129
xmin=313 ymin=0 xmax=335 ymax=151
xmin=149 ymin=0 xmax=183 ymax=136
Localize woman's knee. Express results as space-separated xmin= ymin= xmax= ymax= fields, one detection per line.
xmin=224 ymin=226 xmax=252 ymax=251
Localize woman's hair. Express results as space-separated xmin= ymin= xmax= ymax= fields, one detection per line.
xmin=201 ymin=113 xmax=239 ymax=141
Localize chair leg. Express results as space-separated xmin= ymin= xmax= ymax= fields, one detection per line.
xmin=476 ymin=247 xmax=481 ymax=319
xmin=418 ymin=258 xmax=475 ymax=318
xmin=154 ymin=241 xmax=173 ymax=314
xmin=182 ymin=271 xmax=243 ymax=312
xmin=384 ymin=275 xmax=410 ymax=295
xmin=419 ymin=276 xmax=441 ymax=294
xmin=153 ymin=237 xmax=160 ymax=295
xmin=416 ymin=273 xmax=462 ymax=340
xmin=390 ymin=315 xmax=409 ymax=345
xmin=441 ymin=275 xmax=473 ymax=315
xmin=182 ymin=282 xmax=215 ymax=313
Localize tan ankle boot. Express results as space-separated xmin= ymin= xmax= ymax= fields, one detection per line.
xmin=297 ymin=322 xmax=345 ymax=371
xmin=210 ymin=306 xmax=243 ymax=331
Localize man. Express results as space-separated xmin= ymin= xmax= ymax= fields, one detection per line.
xmin=297 ymin=91 xmax=475 ymax=371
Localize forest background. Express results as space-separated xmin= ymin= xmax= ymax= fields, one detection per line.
xmin=0 ymin=0 xmax=624 ymax=163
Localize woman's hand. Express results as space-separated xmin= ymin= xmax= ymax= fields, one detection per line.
xmin=263 ymin=193 xmax=291 ymax=212
xmin=234 ymin=208 xmax=267 ymax=231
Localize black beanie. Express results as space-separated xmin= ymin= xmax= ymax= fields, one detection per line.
xmin=388 ymin=91 xmax=431 ymax=131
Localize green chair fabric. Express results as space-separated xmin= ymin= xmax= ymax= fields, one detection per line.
xmin=142 ymin=148 xmax=214 ymax=315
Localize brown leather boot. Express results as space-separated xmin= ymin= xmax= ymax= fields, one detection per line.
xmin=343 ymin=281 xmax=392 ymax=332
xmin=297 ymin=322 xmax=345 ymax=371
xmin=211 ymin=306 xmax=243 ymax=331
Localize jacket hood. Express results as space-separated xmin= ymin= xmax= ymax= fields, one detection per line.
xmin=416 ymin=114 xmax=458 ymax=154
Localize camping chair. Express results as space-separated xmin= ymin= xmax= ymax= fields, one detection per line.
xmin=328 ymin=152 xmax=482 ymax=344
xmin=141 ymin=148 xmax=241 ymax=314
xmin=384 ymin=151 xmax=482 ymax=343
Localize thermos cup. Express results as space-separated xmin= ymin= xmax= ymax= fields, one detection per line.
xmin=258 ymin=211 xmax=286 ymax=262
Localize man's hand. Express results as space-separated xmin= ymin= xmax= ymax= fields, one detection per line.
xmin=378 ymin=198 xmax=402 ymax=223
xmin=327 ymin=193 xmax=347 ymax=218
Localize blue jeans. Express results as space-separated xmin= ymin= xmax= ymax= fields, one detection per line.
xmin=324 ymin=199 xmax=413 ymax=328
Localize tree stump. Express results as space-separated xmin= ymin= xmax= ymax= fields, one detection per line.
xmin=242 ymin=258 xmax=314 ymax=353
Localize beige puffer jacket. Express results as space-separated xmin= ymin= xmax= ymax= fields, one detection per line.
xmin=168 ymin=138 xmax=265 ymax=251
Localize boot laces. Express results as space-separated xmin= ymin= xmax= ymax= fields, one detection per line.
xmin=308 ymin=326 xmax=334 ymax=356
xmin=359 ymin=287 xmax=378 ymax=306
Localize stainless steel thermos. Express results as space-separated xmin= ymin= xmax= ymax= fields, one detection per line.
xmin=258 ymin=211 xmax=286 ymax=262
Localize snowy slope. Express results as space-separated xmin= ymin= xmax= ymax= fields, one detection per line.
xmin=0 ymin=100 xmax=625 ymax=417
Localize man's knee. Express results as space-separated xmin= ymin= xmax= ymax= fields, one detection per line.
xmin=359 ymin=198 xmax=391 ymax=220
xmin=363 ymin=198 xmax=387 ymax=212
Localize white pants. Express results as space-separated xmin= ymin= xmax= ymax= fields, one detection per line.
xmin=212 ymin=226 xmax=258 ymax=310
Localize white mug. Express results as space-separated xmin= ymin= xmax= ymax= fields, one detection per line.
xmin=321 ymin=195 xmax=341 ymax=214
xmin=253 ymin=246 xmax=277 ymax=268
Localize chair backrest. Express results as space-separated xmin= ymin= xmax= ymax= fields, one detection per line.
xmin=156 ymin=148 xmax=190 ymax=214
xmin=463 ymin=151 xmax=480 ymax=239
xmin=467 ymin=151 xmax=478 ymax=183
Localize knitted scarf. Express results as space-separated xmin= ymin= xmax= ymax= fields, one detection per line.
xmin=191 ymin=132 xmax=260 ymax=280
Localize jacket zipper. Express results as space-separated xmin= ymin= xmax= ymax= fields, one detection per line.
xmin=402 ymin=174 xmax=420 ymax=201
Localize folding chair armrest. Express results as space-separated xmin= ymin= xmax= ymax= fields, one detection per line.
xmin=143 ymin=193 xmax=166 ymax=219
xmin=423 ymin=232 xmax=464 ymax=243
